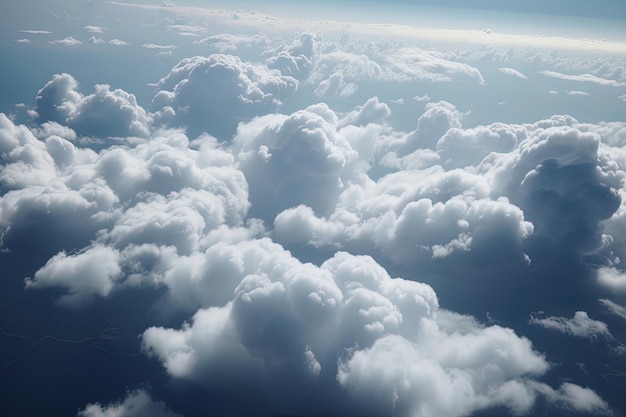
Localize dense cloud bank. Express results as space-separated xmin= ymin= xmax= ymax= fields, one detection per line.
xmin=3 ymin=21 xmax=626 ymax=417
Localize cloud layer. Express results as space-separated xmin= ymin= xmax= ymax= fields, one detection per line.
xmin=3 ymin=10 xmax=626 ymax=416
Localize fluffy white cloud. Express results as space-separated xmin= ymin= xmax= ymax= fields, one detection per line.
xmin=273 ymin=102 xmax=537 ymax=265
xmin=1 ymin=113 xmax=249 ymax=306
xmin=436 ymin=123 xmax=519 ymax=169
xmin=35 ymin=73 xmax=153 ymax=137
xmin=597 ymin=267 xmax=626 ymax=293
xmin=266 ymin=32 xmax=321 ymax=80
xmin=142 ymin=248 xmax=554 ymax=417
xmin=77 ymin=389 xmax=183 ymax=417
xmin=233 ymin=103 xmax=360 ymax=221
xmin=339 ymin=96 xmax=391 ymax=127
xmin=0 ymin=115 xmax=119 ymax=258
xmin=5 ymin=5 xmax=626 ymax=416
xmin=25 ymin=245 xmax=122 ymax=308
xmin=150 ymin=54 xmax=298 ymax=138
xmin=489 ymin=121 xmax=624 ymax=255
xmin=390 ymin=101 xmax=464 ymax=154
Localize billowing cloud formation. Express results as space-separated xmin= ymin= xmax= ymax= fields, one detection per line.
xmin=151 ymin=54 xmax=298 ymax=138
xmin=142 ymin=248 xmax=555 ymax=417
xmin=0 ymin=114 xmax=249 ymax=307
xmin=275 ymin=111 xmax=624 ymax=291
xmin=77 ymin=389 xmax=183 ymax=417
xmin=35 ymin=73 xmax=152 ymax=137
xmin=3 ymin=89 xmax=614 ymax=416
xmin=233 ymin=103 xmax=360 ymax=221
xmin=267 ymin=32 xmax=321 ymax=80
xmin=3 ymin=25 xmax=626 ymax=414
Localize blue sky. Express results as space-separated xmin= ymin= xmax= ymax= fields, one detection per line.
xmin=1 ymin=1 xmax=626 ymax=417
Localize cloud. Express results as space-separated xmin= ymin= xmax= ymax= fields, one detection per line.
xmin=314 ymin=71 xmax=358 ymax=98
xmin=275 ymin=102 xmax=527 ymax=266
xmin=597 ymin=267 xmax=626 ymax=293
xmin=499 ymin=67 xmax=528 ymax=79
xmin=19 ymin=29 xmax=51 ymax=34
xmin=339 ymin=96 xmax=391 ymax=127
xmin=142 ymin=249 xmax=556 ymax=417
xmin=599 ymin=298 xmax=626 ymax=322
xmin=109 ymin=39 xmax=130 ymax=46
xmin=25 ymin=245 xmax=122 ymax=308
xmin=4 ymin=26 xmax=626 ymax=412
xmin=194 ymin=33 xmax=267 ymax=52
xmin=88 ymin=36 xmax=106 ymax=45
xmin=84 ymin=25 xmax=107 ymax=33
xmin=142 ymin=43 xmax=176 ymax=50
xmin=110 ymin=1 xmax=626 ymax=54
xmin=266 ymin=32 xmax=321 ymax=80
xmin=150 ymin=54 xmax=298 ymax=138
xmin=315 ymin=45 xmax=486 ymax=86
xmin=566 ymin=90 xmax=590 ymax=96
xmin=491 ymin=123 xmax=623 ymax=256
xmin=16 ymin=38 xmax=30 ymax=43
xmin=436 ymin=123 xmax=518 ymax=168
xmin=529 ymin=311 xmax=611 ymax=340
xmin=531 ymin=382 xmax=611 ymax=415
xmin=1 ymin=111 xmax=250 ymax=306
xmin=49 ymin=37 xmax=82 ymax=46
xmin=233 ymin=103 xmax=358 ymax=221
xmin=77 ymin=389 xmax=184 ymax=417
xmin=167 ymin=24 xmax=208 ymax=37
xmin=268 ymin=108 xmax=626 ymax=328
xmin=413 ymin=94 xmax=430 ymax=102
xmin=35 ymin=73 xmax=153 ymax=137
xmin=540 ymin=70 xmax=626 ymax=87
xmin=10 ymin=94 xmax=600 ymax=412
